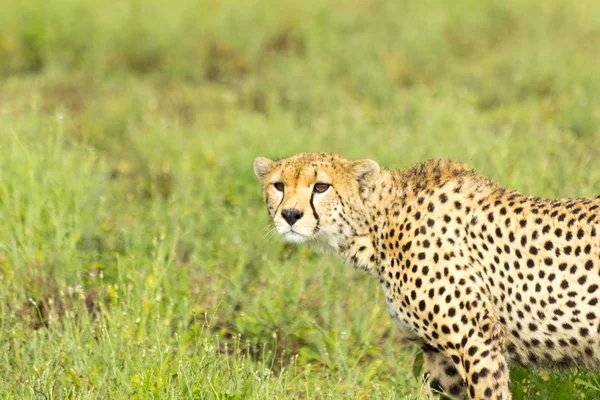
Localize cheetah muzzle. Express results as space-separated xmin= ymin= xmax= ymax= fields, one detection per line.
xmin=254 ymin=152 xmax=600 ymax=400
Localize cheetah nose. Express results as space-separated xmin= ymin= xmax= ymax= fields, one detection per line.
xmin=281 ymin=208 xmax=304 ymax=226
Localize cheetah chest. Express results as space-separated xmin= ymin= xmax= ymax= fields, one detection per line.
xmin=384 ymin=294 xmax=420 ymax=340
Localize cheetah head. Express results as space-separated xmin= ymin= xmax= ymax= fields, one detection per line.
xmin=253 ymin=153 xmax=380 ymax=250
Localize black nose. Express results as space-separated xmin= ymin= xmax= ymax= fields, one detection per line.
xmin=281 ymin=208 xmax=304 ymax=226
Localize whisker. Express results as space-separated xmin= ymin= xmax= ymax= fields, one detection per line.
xmin=309 ymin=228 xmax=327 ymax=243
xmin=260 ymin=225 xmax=273 ymax=234
xmin=262 ymin=225 xmax=280 ymax=241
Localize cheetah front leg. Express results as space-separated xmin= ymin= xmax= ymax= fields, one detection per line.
xmin=422 ymin=344 xmax=466 ymax=400
xmin=458 ymin=323 xmax=511 ymax=400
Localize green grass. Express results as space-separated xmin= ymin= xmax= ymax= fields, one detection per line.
xmin=0 ymin=0 xmax=600 ymax=398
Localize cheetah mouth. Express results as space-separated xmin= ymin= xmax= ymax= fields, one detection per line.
xmin=280 ymin=229 xmax=311 ymax=244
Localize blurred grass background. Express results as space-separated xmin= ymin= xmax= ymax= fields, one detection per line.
xmin=1 ymin=0 xmax=600 ymax=398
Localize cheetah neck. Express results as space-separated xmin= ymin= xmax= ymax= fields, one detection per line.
xmin=338 ymin=163 xmax=494 ymax=277
xmin=338 ymin=169 xmax=406 ymax=275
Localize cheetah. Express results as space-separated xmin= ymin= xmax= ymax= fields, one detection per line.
xmin=253 ymin=152 xmax=600 ymax=400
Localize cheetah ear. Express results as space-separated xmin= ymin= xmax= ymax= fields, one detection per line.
xmin=350 ymin=159 xmax=380 ymax=185
xmin=254 ymin=157 xmax=275 ymax=183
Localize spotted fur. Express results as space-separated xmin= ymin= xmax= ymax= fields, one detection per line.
xmin=254 ymin=152 xmax=600 ymax=400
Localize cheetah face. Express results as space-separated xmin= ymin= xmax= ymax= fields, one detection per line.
xmin=253 ymin=153 xmax=379 ymax=249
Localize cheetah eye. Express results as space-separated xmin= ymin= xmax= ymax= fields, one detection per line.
xmin=273 ymin=182 xmax=285 ymax=192
xmin=313 ymin=183 xmax=330 ymax=193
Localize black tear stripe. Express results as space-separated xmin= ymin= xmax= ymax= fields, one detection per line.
xmin=310 ymin=191 xmax=320 ymax=233
xmin=274 ymin=195 xmax=285 ymax=218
